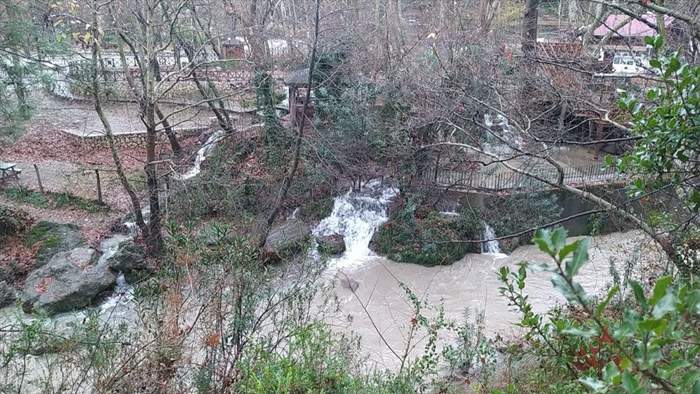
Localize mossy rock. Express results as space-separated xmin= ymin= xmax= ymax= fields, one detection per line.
xmin=317 ymin=234 xmax=346 ymax=255
xmin=263 ymin=219 xmax=312 ymax=263
xmin=372 ymin=209 xmax=480 ymax=267
xmin=26 ymin=221 xmax=86 ymax=268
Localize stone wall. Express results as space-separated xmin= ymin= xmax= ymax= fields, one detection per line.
xmin=61 ymin=125 xmax=210 ymax=150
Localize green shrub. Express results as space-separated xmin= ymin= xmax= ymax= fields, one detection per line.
xmin=373 ymin=201 xmax=481 ymax=266
xmin=499 ymin=228 xmax=700 ymax=393
xmin=298 ymin=197 xmax=334 ymax=222
xmin=0 ymin=187 xmax=107 ymax=213
xmin=235 ymin=321 xmax=365 ymax=393
xmin=483 ymin=189 xmax=562 ymax=253
xmin=0 ymin=204 xmax=33 ymax=238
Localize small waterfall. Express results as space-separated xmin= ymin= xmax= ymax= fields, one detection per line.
xmin=123 ymin=205 xmax=151 ymax=237
xmin=99 ymin=272 xmax=134 ymax=313
xmin=313 ymin=178 xmax=398 ymax=270
xmin=482 ymin=222 xmax=504 ymax=255
xmin=482 ymin=114 xmax=524 ymax=156
xmin=174 ymin=130 xmax=225 ymax=181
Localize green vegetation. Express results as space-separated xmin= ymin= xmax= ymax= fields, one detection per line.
xmin=0 ymin=204 xmax=32 ymax=238
xmin=483 ymin=188 xmax=562 ymax=253
xmin=298 ymin=197 xmax=334 ymax=222
xmin=374 ymin=199 xmax=482 ymax=266
xmin=0 ymin=222 xmax=496 ymax=393
xmin=0 ymin=186 xmax=108 ymax=213
xmin=498 ymin=228 xmax=700 ymax=392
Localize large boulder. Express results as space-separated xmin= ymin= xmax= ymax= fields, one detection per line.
xmin=263 ymin=219 xmax=311 ymax=262
xmin=0 ymin=280 xmax=16 ymax=308
xmin=106 ymin=242 xmax=149 ymax=283
xmin=317 ymin=234 xmax=346 ymax=255
xmin=26 ymin=222 xmax=86 ymax=268
xmin=21 ymin=247 xmax=116 ymax=315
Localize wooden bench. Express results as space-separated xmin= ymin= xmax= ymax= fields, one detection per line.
xmin=0 ymin=162 xmax=22 ymax=184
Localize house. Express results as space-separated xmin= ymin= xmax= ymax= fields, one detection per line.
xmin=222 ymin=38 xmax=246 ymax=60
xmin=593 ymin=13 xmax=675 ymax=50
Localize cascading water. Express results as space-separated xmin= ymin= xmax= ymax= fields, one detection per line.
xmin=483 ymin=114 xmax=524 ymax=156
xmin=174 ymin=130 xmax=225 ymax=181
xmin=482 ymin=222 xmax=505 ymax=256
xmin=313 ymin=178 xmax=398 ymax=271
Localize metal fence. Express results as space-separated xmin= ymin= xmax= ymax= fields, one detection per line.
xmin=426 ymin=163 xmax=631 ymax=191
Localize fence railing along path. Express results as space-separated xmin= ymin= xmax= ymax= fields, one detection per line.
xmin=426 ymin=163 xmax=634 ymax=192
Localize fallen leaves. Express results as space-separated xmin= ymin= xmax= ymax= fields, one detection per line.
xmin=35 ymin=277 xmax=54 ymax=294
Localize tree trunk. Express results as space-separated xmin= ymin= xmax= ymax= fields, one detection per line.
xmin=521 ymin=0 xmax=540 ymax=56
xmin=88 ymin=5 xmax=149 ymax=241
xmin=258 ymin=0 xmax=321 ymax=248
xmin=155 ymin=105 xmax=183 ymax=158
xmin=114 ymin=25 xmax=183 ymax=158
xmin=161 ymin=1 xmax=235 ymax=133
xmin=142 ymin=2 xmax=165 ymax=255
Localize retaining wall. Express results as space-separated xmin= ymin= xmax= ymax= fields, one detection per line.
xmin=60 ymin=125 xmax=210 ymax=150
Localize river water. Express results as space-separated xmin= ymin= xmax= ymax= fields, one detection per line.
xmin=315 ymin=180 xmax=663 ymax=372
xmin=0 ymin=177 xmax=664 ymax=389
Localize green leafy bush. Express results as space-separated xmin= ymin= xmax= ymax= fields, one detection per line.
xmin=483 ymin=189 xmax=562 ymax=253
xmin=374 ymin=201 xmax=481 ymax=266
xmin=499 ymin=228 xmax=700 ymax=393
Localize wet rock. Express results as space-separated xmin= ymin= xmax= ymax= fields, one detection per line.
xmin=26 ymin=222 xmax=86 ymax=268
xmin=317 ymin=234 xmax=346 ymax=255
xmin=0 ymin=280 xmax=16 ymax=308
xmin=263 ymin=219 xmax=311 ymax=262
xmin=21 ymin=247 xmax=116 ymax=315
xmin=107 ymin=242 xmax=150 ymax=283
xmin=107 ymin=242 xmax=147 ymax=272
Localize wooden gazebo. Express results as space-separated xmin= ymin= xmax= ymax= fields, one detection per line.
xmin=284 ymin=68 xmax=315 ymax=127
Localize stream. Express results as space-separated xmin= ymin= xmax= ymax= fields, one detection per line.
xmin=0 ymin=171 xmax=663 ymax=383
xmin=312 ymin=179 xmax=662 ymax=372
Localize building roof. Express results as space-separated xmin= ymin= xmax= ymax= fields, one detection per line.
xmin=593 ymin=13 xmax=674 ymax=38
xmin=285 ymin=68 xmax=310 ymax=86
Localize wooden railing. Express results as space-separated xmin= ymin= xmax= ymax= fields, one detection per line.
xmin=426 ymin=163 xmax=632 ymax=191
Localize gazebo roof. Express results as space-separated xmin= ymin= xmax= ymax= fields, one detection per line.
xmin=593 ymin=13 xmax=674 ymax=38
xmin=285 ymin=68 xmax=310 ymax=87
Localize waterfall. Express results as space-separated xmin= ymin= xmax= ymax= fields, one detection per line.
xmin=313 ymin=178 xmax=398 ymax=270
xmin=99 ymin=272 xmax=134 ymax=313
xmin=483 ymin=114 xmax=524 ymax=156
xmin=173 ymin=130 xmax=225 ymax=181
xmin=482 ymin=222 xmax=504 ymax=255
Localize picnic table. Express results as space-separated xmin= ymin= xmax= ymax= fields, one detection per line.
xmin=0 ymin=162 xmax=21 ymax=184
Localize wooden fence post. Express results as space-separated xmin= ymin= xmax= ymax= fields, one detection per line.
xmin=33 ymin=164 xmax=44 ymax=194
xmin=95 ymin=169 xmax=103 ymax=204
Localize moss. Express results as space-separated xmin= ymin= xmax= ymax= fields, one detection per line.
xmin=25 ymin=221 xmax=85 ymax=267
xmin=25 ymin=221 xmax=78 ymax=247
xmin=298 ymin=197 xmax=334 ymax=222
xmin=373 ymin=203 xmax=482 ymax=267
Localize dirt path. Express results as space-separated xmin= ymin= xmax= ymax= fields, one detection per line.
xmin=0 ymin=93 xmax=209 ymax=232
